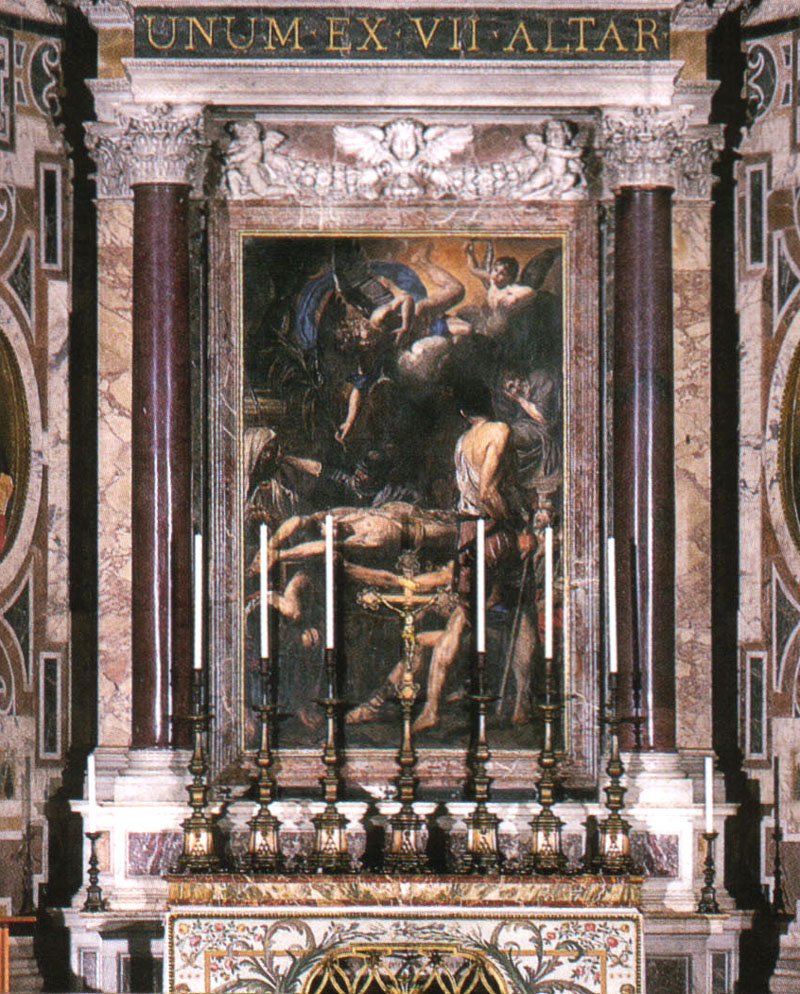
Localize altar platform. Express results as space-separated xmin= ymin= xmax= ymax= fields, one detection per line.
xmin=165 ymin=875 xmax=643 ymax=994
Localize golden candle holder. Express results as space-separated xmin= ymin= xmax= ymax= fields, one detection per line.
xmin=460 ymin=650 xmax=502 ymax=873
xmin=308 ymin=648 xmax=350 ymax=873
xmin=247 ymin=654 xmax=282 ymax=872
xmin=595 ymin=673 xmax=633 ymax=875
xmin=177 ymin=671 xmax=221 ymax=873
xmin=526 ymin=654 xmax=566 ymax=874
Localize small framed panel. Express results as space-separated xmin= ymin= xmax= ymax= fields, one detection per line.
xmin=207 ymin=198 xmax=600 ymax=792
xmin=744 ymin=650 xmax=767 ymax=759
xmin=0 ymin=28 xmax=14 ymax=150
xmin=744 ymin=162 xmax=767 ymax=269
xmin=38 ymin=161 xmax=63 ymax=272
xmin=38 ymin=651 xmax=61 ymax=758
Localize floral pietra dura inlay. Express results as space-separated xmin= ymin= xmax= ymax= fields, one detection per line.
xmin=168 ymin=911 xmax=641 ymax=994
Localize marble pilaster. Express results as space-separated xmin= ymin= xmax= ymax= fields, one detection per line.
xmin=673 ymin=203 xmax=713 ymax=751
xmin=96 ymin=200 xmax=133 ymax=747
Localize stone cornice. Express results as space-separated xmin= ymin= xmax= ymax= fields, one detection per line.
xmin=85 ymin=103 xmax=205 ymax=198
xmin=598 ymin=107 xmax=723 ymax=199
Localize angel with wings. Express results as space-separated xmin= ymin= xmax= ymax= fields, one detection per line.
xmin=333 ymin=120 xmax=473 ymax=200
xmin=223 ymin=120 xmax=296 ymax=199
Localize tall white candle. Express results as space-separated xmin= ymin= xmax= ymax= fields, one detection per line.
xmin=704 ymin=755 xmax=713 ymax=833
xmin=476 ymin=519 xmax=486 ymax=653
xmin=608 ymin=536 xmax=618 ymax=674
xmin=259 ymin=523 xmax=269 ymax=659
xmin=193 ymin=533 xmax=203 ymax=671
xmin=325 ymin=513 xmax=334 ymax=649
xmin=87 ymin=752 xmax=96 ymax=832
xmin=544 ymin=525 xmax=553 ymax=659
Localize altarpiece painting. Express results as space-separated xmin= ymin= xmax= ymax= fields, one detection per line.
xmin=207 ymin=202 xmax=599 ymax=792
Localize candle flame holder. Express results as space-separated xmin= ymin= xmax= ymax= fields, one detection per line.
xmin=309 ymin=647 xmax=350 ymax=873
xmin=527 ymin=654 xmax=566 ymax=874
xmin=247 ymin=655 xmax=282 ymax=872
xmin=460 ymin=650 xmax=502 ymax=874
xmin=697 ymin=831 xmax=720 ymax=914
xmin=177 ymin=671 xmax=221 ymax=873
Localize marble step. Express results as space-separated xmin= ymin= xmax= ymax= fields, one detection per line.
xmin=769 ymin=901 xmax=800 ymax=994
xmin=8 ymin=935 xmax=43 ymax=992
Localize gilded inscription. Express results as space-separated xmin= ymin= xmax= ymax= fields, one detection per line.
xmin=135 ymin=7 xmax=669 ymax=60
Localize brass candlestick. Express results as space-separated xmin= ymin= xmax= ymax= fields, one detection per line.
xmin=595 ymin=672 xmax=633 ymax=875
xmin=527 ymin=653 xmax=566 ymax=874
xmin=460 ymin=650 xmax=502 ymax=873
xmin=82 ymin=832 xmax=108 ymax=911
xmin=247 ymin=654 xmax=282 ymax=872
xmin=697 ymin=831 xmax=720 ymax=913
xmin=177 ymin=671 xmax=221 ymax=873
xmin=309 ymin=647 xmax=350 ymax=873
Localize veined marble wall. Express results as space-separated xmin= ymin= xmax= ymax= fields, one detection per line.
xmin=738 ymin=14 xmax=800 ymax=909
xmin=96 ymin=201 xmax=133 ymax=747
xmin=0 ymin=0 xmax=71 ymax=913
xmin=674 ymin=202 xmax=713 ymax=752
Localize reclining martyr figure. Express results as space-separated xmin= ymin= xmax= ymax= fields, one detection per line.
xmin=251 ymin=502 xmax=458 ymax=575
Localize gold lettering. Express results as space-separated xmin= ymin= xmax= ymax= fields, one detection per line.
xmin=265 ymin=16 xmax=303 ymax=51
xmin=356 ymin=16 xmax=387 ymax=51
xmin=450 ymin=17 xmax=460 ymax=52
xmin=567 ymin=16 xmax=595 ymax=53
xmin=634 ymin=17 xmax=660 ymax=52
xmin=186 ymin=16 xmax=217 ymax=52
xmin=145 ymin=15 xmax=177 ymax=51
xmin=503 ymin=20 xmax=537 ymax=53
xmin=264 ymin=17 xmax=303 ymax=52
xmin=327 ymin=16 xmax=351 ymax=52
xmin=224 ymin=15 xmax=256 ymax=52
xmin=466 ymin=16 xmax=479 ymax=53
xmin=409 ymin=16 xmax=442 ymax=49
xmin=594 ymin=18 xmax=627 ymax=53
xmin=544 ymin=18 xmax=570 ymax=53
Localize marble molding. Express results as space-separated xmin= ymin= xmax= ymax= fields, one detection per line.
xmin=167 ymin=907 xmax=642 ymax=994
xmin=673 ymin=204 xmax=713 ymax=751
xmin=96 ymin=200 xmax=134 ymax=747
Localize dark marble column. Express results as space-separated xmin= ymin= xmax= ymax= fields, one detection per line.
xmin=131 ymin=183 xmax=193 ymax=749
xmin=613 ymin=185 xmax=676 ymax=751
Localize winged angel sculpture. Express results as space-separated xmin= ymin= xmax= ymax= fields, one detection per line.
xmin=333 ymin=120 xmax=473 ymax=200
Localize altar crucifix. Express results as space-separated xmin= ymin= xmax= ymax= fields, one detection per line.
xmin=356 ymin=550 xmax=452 ymax=872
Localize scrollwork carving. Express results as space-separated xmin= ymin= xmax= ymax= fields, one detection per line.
xmin=86 ymin=103 xmax=205 ymax=198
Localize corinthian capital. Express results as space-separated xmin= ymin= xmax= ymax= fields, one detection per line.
xmin=86 ymin=104 xmax=206 ymax=198
xmin=598 ymin=107 xmax=722 ymax=199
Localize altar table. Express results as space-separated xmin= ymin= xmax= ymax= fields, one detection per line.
xmin=166 ymin=876 xmax=643 ymax=994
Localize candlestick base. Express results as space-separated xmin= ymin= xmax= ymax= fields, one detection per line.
xmin=308 ymin=803 xmax=351 ymax=874
xmin=697 ymin=831 xmax=721 ymax=914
